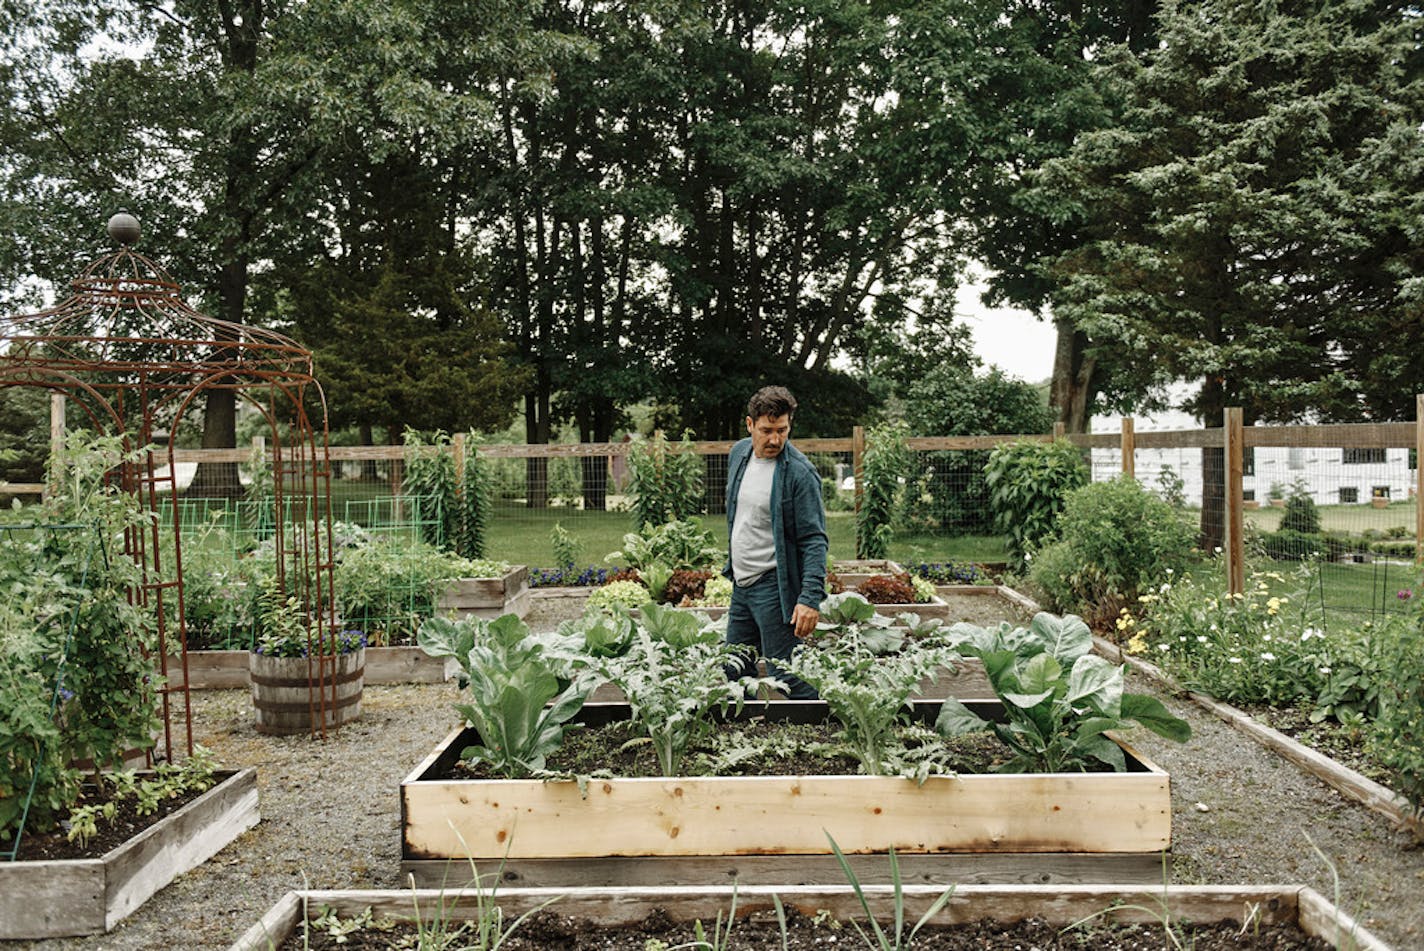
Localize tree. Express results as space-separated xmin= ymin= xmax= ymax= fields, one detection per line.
xmin=1038 ymin=0 xmax=1424 ymax=548
xmin=901 ymin=366 xmax=1054 ymax=534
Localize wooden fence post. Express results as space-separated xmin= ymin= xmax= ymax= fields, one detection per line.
xmin=1225 ymin=408 xmax=1245 ymax=596
xmin=452 ymin=432 xmax=466 ymax=489
xmin=852 ymin=425 xmax=865 ymax=557
xmin=45 ymin=393 xmax=64 ymax=501
xmin=1416 ymin=394 xmax=1423 ymax=567
xmin=1121 ymin=418 xmax=1135 ymax=480
xmin=1053 ymin=421 xmax=1066 ymax=440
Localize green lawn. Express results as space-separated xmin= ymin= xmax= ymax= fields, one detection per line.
xmin=1245 ymin=499 xmax=1418 ymax=535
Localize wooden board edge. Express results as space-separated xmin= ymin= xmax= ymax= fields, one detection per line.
xmin=1297 ymin=886 xmax=1396 ymax=950
xmin=227 ymin=890 xmax=305 ymax=951
xmin=244 ymin=883 xmax=1310 ymax=938
xmin=995 ymin=586 xmax=1042 ymax=613
xmin=0 ymin=859 xmax=107 ymax=939
xmin=105 ymin=768 xmax=261 ymax=928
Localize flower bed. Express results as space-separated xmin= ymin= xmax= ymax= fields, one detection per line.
xmin=229 ymin=882 xmax=1392 ymax=951
xmin=0 ymin=768 xmax=258 ymax=940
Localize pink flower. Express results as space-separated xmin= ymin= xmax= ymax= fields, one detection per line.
xmin=1398 ymin=589 xmax=1413 ymax=601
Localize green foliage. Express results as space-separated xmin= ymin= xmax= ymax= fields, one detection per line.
xmin=1369 ymin=609 xmax=1424 ymax=841
xmin=826 ymin=834 xmax=958 ymax=951
xmin=856 ymin=422 xmax=909 ymax=560
xmin=901 ymin=368 xmax=1054 ymax=535
xmin=625 ymin=432 xmax=704 ymax=530
xmin=984 ymin=439 xmax=1088 ymax=565
xmin=0 ymin=435 xmax=161 ymax=842
xmin=1028 ymin=477 xmax=1196 ymax=623
xmin=67 ymin=746 xmax=218 ymax=847
xmin=419 ymin=614 xmax=592 ymax=778
xmin=1138 ymin=563 xmax=1380 ymax=719
xmin=593 ymin=623 xmax=776 ymax=776
xmin=403 ymin=431 xmax=495 ymax=559
xmin=1281 ymin=489 xmax=1322 ymax=535
xmin=788 ymin=606 xmax=951 ymax=776
xmin=550 ymin=522 xmax=581 ymax=571
xmin=586 ymin=580 xmax=653 ymax=614
xmin=605 ymin=519 xmax=722 ymax=573
xmin=1155 ymin=466 xmax=1186 ymax=509
xmin=935 ymin=613 xmax=1190 ymax=772
xmin=335 ymin=538 xmax=479 ymax=646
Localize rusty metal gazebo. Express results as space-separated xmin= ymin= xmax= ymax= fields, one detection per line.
xmin=0 ymin=213 xmax=342 ymax=753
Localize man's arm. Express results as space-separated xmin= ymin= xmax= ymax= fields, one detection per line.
xmin=790 ymin=460 xmax=829 ymax=632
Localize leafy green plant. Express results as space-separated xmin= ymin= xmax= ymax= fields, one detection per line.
xmin=1028 ymin=476 xmax=1196 ymax=625
xmin=984 ymin=438 xmax=1089 ymax=566
xmin=936 ymin=613 xmax=1191 ymax=772
xmin=856 ymin=421 xmax=909 ymax=560
xmin=688 ymin=575 xmax=732 ymax=608
xmin=419 ymin=613 xmax=592 ymax=777
xmin=593 ymin=623 xmax=776 ymax=776
xmin=66 ymin=745 xmax=219 ymax=847
xmin=626 ymin=430 xmax=704 ymax=529
xmin=587 ymin=579 xmax=653 ymax=613
xmin=826 ymin=832 xmax=957 ymax=951
xmin=335 ymin=538 xmax=479 ymax=645
xmin=605 ymin=518 xmax=722 ymax=572
xmin=550 ymin=522 xmax=581 ymax=570
xmin=403 ymin=428 xmax=460 ymax=550
xmin=1281 ymin=484 xmax=1321 ymax=534
xmin=1367 ymin=608 xmax=1424 ymax=841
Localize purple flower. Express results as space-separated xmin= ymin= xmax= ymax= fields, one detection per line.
xmin=1399 ymin=589 xmax=1413 ymax=601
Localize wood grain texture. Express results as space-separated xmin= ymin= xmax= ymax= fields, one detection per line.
xmin=402 ymin=726 xmax=1170 ymax=860
xmin=1297 ymin=886 xmax=1396 ymax=951
xmin=231 ymin=884 xmax=1361 ymax=951
xmin=0 ymin=769 xmax=257 ymax=939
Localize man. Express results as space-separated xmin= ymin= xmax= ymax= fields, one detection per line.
xmin=723 ymin=385 xmax=828 ymax=699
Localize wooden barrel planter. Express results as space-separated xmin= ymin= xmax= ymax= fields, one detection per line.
xmin=249 ymin=648 xmax=365 ymax=735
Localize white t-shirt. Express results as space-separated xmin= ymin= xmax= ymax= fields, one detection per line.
xmin=731 ymin=455 xmax=777 ymax=585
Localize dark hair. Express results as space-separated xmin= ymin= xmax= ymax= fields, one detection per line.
xmin=747 ymin=386 xmax=797 ymax=421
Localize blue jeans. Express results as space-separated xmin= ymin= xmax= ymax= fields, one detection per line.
xmin=725 ymin=573 xmax=818 ymax=700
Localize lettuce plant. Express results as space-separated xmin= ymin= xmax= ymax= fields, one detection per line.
xmin=419 ymin=614 xmax=591 ymax=777
xmin=935 ymin=613 xmax=1191 ymax=772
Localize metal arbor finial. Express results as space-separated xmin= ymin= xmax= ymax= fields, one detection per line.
xmin=107 ymin=211 xmax=141 ymax=246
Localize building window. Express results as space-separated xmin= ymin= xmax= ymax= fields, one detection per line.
xmin=1373 ymin=486 xmax=1390 ymax=500
xmin=1288 ymin=448 xmax=1304 ymax=470
xmin=1343 ymin=448 xmax=1386 ymax=465
xmin=1243 ymin=447 xmax=1255 ymax=477
xmin=1339 ymin=487 xmax=1359 ymax=503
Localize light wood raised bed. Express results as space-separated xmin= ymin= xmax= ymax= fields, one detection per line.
xmin=401 ymin=701 xmax=1171 ymax=887
xmin=436 ymin=565 xmax=531 ymax=620
xmin=230 ymin=883 xmax=1393 ymax=951
xmin=0 ymin=768 xmax=259 ymax=940
xmin=165 ymin=647 xmax=455 ymax=689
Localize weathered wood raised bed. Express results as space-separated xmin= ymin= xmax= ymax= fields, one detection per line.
xmin=165 ymin=647 xmax=455 ymax=689
xmin=401 ymin=701 xmax=1171 ymax=887
xmin=436 ymin=565 xmax=531 ymax=620
xmin=229 ymin=883 xmax=1394 ymax=951
xmin=0 ymin=768 xmax=259 ymax=940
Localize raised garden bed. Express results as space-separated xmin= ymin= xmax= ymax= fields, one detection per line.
xmin=401 ymin=700 xmax=1171 ymax=887
xmin=0 ymin=768 xmax=259 ymax=940
xmin=229 ymin=883 xmax=1393 ymax=951
xmin=436 ymin=565 xmax=531 ymax=620
xmin=165 ymin=646 xmax=455 ymax=689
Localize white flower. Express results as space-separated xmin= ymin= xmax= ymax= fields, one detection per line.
xmin=1263 ymin=634 xmax=1272 ymax=642
xmin=1318 ymin=666 xmax=1332 ymax=675
xmin=1157 ymin=644 xmax=1170 ymax=652
xmin=1261 ymin=652 xmax=1276 ymax=661
xmin=1160 ymin=583 xmax=1170 ymax=594
xmin=1228 ymin=656 xmax=1242 ymax=664
xmin=1301 ymin=628 xmax=1322 ymax=642
xmin=1197 ymin=636 xmax=1207 ymax=643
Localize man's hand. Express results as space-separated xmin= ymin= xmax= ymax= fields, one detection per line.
xmin=791 ymin=603 xmax=819 ymax=638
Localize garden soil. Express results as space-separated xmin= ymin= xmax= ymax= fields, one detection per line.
xmin=14 ymin=592 xmax=1424 ymax=951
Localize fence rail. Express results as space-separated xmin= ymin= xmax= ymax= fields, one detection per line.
xmin=10 ymin=401 xmax=1424 ymax=598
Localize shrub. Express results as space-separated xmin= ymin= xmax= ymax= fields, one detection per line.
xmin=626 ymin=430 xmax=703 ymax=529
xmin=984 ymin=438 xmax=1088 ymax=566
xmin=1259 ymin=529 xmax=1326 ymax=561
xmin=1028 ymin=477 xmax=1196 ymax=622
xmin=1280 ymin=488 xmax=1321 ymax=534
xmin=335 ymin=539 xmax=479 ymax=645
xmin=1369 ymin=610 xmax=1424 ymax=841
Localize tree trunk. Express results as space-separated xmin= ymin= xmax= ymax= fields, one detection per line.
xmin=358 ymin=422 xmax=379 ymax=481
xmin=1048 ymin=316 xmax=1096 ymax=434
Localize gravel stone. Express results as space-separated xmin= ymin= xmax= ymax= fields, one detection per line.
xmin=13 ymin=593 xmax=1424 ymax=950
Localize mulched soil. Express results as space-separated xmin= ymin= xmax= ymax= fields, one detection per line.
xmin=450 ymin=716 xmax=1009 ymax=780
xmin=280 ymin=906 xmax=1330 ymax=950
xmin=10 ymin=783 xmax=209 ymax=861
xmin=1238 ymin=703 xmax=1392 ymax=784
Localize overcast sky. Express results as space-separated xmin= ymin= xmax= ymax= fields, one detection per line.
xmin=955 ymin=276 xmax=1056 ymax=384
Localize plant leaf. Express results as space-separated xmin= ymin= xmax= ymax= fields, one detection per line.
xmin=934 ymin=697 xmax=991 ymax=736
xmin=1122 ymin=692 xmax=1192 ymax=742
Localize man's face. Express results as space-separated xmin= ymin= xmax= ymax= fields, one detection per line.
xmin=747 ymin=413 xmax=791 ymax=459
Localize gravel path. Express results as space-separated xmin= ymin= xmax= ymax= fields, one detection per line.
xmin=14 ymin=594 xmax=1424 ymax=950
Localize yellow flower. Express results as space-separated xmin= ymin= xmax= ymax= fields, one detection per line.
xmin=1126 ymin=632 xmax=1148 ymax=654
